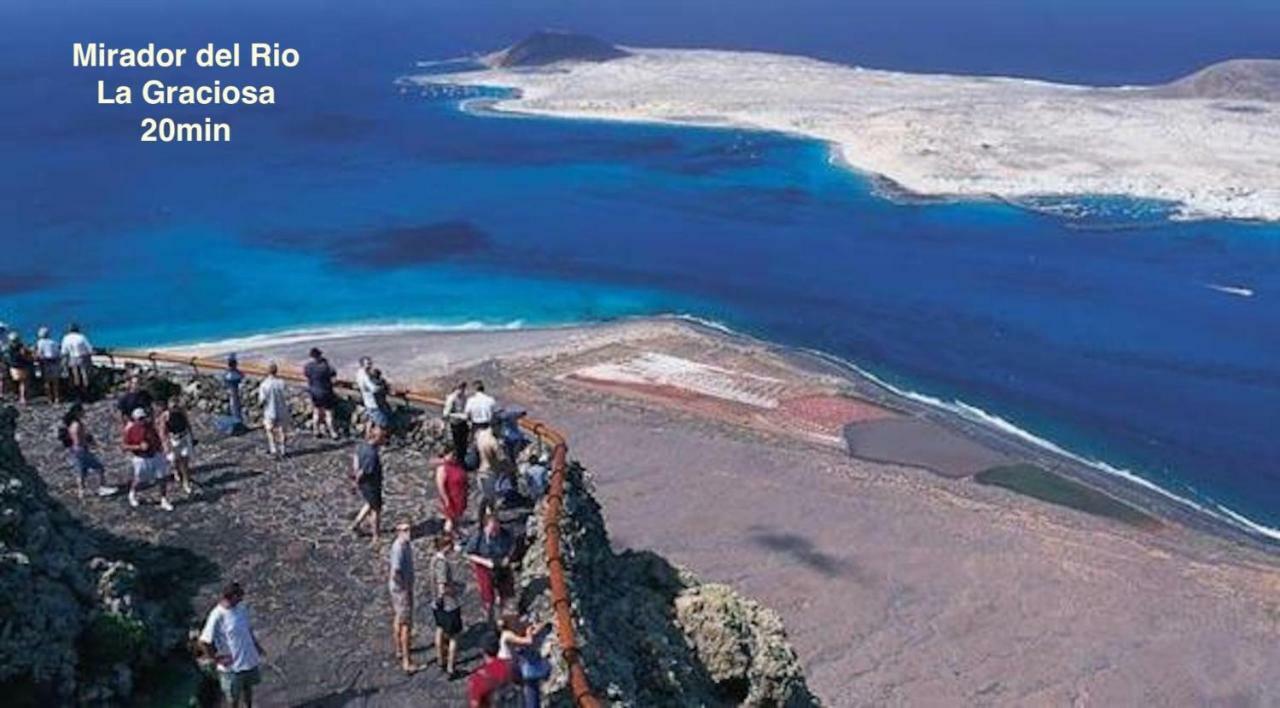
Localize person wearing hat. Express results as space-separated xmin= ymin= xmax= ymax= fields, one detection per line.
xmin=4 ymin=331 xmax=32 ymax=405
xmin=122 ymin=406 xmax=173 ymax=511
xmin=387 ymin=520 xmax=421 ymax=674
xmin=34 ymin=326 xmax=61 ymax=403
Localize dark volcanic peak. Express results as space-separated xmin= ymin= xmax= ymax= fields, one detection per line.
xmin=1153 ymin=59 xmax=1280 ymax=101
xmin=486 ymin=30 xmax=628 ymax=68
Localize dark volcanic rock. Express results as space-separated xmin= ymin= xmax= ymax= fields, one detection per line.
xmin=1152 ymin=59 xmax=1280 ymax=101
xmin=486 ymin=30 xmax=629 ymax=68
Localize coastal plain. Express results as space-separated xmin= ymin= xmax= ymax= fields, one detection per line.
xmin=175 ymin=319 xmax=1280 ymax=705
xmin=425 ymin=49 xmax=1280 ymax=221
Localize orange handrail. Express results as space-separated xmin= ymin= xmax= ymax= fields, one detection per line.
xmin=98 ymin=348 xmax=601 ymax=707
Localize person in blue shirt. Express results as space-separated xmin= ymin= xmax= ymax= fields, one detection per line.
xmin=224 ymin=354 xmax=245 ymax=425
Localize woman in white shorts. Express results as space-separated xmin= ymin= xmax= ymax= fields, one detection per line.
xmin=158 ymin=397 xmax=196 ymax=494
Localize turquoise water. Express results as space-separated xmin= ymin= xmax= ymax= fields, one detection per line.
xmin=2 ymin=2 xmax=1279 ymax=539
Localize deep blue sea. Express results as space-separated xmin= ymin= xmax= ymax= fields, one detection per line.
xmin=2 ymin=1 xmax=1278 ymax=537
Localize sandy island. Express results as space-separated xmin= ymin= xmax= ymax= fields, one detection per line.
xmin=167 ymin=317 xmax=1280 ymax=704
xmin=419 ymin=48 xmax=1280 ymax=221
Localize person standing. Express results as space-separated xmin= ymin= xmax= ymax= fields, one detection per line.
xmin=465 ymin=380 xmax=500 ymax=474
xmin=465 ymin=510 xmax=514 ymax=625
xmin=441 ymin=381 xmax=469 ymax=460
xmin=60 ymin=323 xmax=95 ymax=398
xmin=355 ymin=357 xmax=388 ymax=432
xmin=350 ymin=426 xmax=386 ymax=542
xmin=430 ymin=532 xmax=462 ymax=678
xmin=122 ymin=407 xmax=173 ymax=511
xmin=256 ymin=363 xmax=290 ymax=459
xmin=303 ymin=348 xmax=338 ymax=439
xmin=224 ymin=355 xmax=245 ymax=427
xmin=435 ymin=442 xmax=468 ymax=536
xmin=199 ymin=582 xmax=265 ymax=708
xmin=158 ymin=396 xmax=196 ymax=495
xmin=388 ymin=521 xmax=421 ymax=674
xmin=35 ymin=326 xmax=61 ymax=403
xmin=61 ymin=403 xmax=113 ymax=499
xmin=5 ymin=331 xmax=32 ymax=405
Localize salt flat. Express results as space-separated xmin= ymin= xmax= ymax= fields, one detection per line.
xmin=425 ymin=48 xmax=1280 ymax=221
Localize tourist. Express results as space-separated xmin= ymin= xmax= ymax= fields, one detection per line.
xmin=355 ymin=356 xmax=388 ymax=431
xmin=430 ymin=531 xmax=462 ymax=678
xmin=442 ymin=381 xmax=469 ymax=458
xmin=498 ymin=615 xmax=551 ymax=708
xmin=60 ymin=323 xmax=95 ymax=398
xmin=224 ymin=354 xmax=245 ymax=426
xmin=465 ymin=510 xmax=514 ymax=625
xmin=61 ymin=403 xmax=113 ymax=499
xmin=122 ymin=407 xmax=173 ymax=511
xmin=158 ymin=396 xmax=196 ymax=495
xmin=5 ymin=331 xmax=32 ymax=405
xmin=115 ymin=375 xmax=153 ymax=424
xmin=256 ymin=363 xmax=290 ymax=459
xmin=467 ymin=634 xmax=511 ymax=708
xmin=35 ymin=326 xmax=61 ymax=403
xmin=349 ymin=425 xmax=386 ymax=543
xmin=371 ymin=368 xmax=392 ymax=429
xmin=303 ymin=347 xmax=338 ymax=439
xmin=435 ymin=442 xmax=468 ymax=536
xmin=465 ymin=380 xmax=501 ymax=473
xmin=199 ymin=581 xmax=265 ymax=708
xmin=388 ymin=520 xmax=421 ymax=674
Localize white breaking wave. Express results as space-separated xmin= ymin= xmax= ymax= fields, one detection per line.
xmin=1205 ymin=283 xmax=1255 ymax=298
xmin=668 ymin=313 xmax=1280 ymax=543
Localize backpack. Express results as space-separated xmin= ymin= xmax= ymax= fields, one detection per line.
xmin=57 ymin=424 xmax=73 ymax=449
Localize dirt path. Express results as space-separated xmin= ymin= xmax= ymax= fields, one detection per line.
xmin=15 ymin=400 xmax=493 ymax=707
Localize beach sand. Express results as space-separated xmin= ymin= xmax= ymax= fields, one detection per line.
xmin=423 ymin=49 xmax=1280 ymax=221
xmin=168 ymin=318 xmax=1280 ymax=704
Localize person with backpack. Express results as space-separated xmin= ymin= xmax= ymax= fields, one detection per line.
xmin=465 ymin=510 xmax=515 ymax=626
xmin=61 ymin=403 xmax=113 ymax=499
xmin=158 ymin=396 xmax=196 ymax=495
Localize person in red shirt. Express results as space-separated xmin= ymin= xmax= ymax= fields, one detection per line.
xmin=467 ymin=635 xmax=511 ymax=708
xmin=122 ymin=407 xmax=173 ymax=511
xmin=435 ymin=443 xmax=468 ymax=535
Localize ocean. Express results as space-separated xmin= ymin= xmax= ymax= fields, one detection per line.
xmin=2 ymin=0 xmax=1278 ymax=537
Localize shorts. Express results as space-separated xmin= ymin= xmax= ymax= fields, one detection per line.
xmin=70 ymin=355 xmax=93 ymax=376
xmin=167 ymin=432 xmax=194 ymax=462
xmin=309 ymin=390 xmax=338 ymax=410
xmin=69 ymin=448 xmax=104 ymax=479
xmin=433 ymin=602 xmax=463 ymax=637
xmin=131 ymin=454 xmax=169 ymax=485
xmin=38 ymin=358 xmax=61 ymax=380
xmin=263 ymin=413 xmax=289 ymax=430
xmin=390 ymin=587 xmax=413 ymax=626
xmin=367 ymin=407 xmax=390 ymax=430
xmin=217 ymin=666 xmax=261 ymax=700
xmin=358 ymin=477 xmax=383 ymax=511
xmin=9 ymin=367 xmax=28 ymax=382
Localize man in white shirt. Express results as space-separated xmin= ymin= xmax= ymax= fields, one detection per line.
xmin=464 ymin=380 xmax=501 ymax=473
xmin=200 ymin=582 xmax=265 ymax=708
xmin=59 ymin=323 xmax=94 ymax=396
xmin=256 ymin=363 xmax=290 ymax=459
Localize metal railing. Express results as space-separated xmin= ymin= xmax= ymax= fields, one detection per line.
xmin=97 ymin=348 xmax=601 ymax=707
